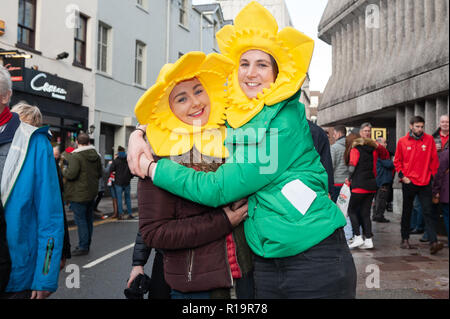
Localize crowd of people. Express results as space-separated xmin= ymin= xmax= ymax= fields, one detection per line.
xmin=0 ymin=2 xmax=448 ymax=300
xmin=0 ymin=64 xmax=137 ymax=297
xmin=327 ymin=117 xmax=449 ymax=255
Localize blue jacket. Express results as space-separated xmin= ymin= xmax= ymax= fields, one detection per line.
xmin=376 ymin=158 xmax=395 ymax=187
xmin=1 ymin=122 xmax=64 ymax=292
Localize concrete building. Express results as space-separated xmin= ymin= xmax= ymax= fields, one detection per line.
xmin=317 ymin=0 xmax=449 ymax=211
xmin=317 ymin=0 xmax=449 ymax=153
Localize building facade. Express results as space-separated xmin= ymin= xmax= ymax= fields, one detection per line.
xmin=317 ymin=0 xmax=449 ymax=152
xmin=317 ymin=0 xmax=449 ymax=211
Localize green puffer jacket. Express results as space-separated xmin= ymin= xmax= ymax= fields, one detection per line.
xmin=153 ymin=90 xmax=346 ymax=258
xmin=63 ymin=145 xmax=102 ymax=203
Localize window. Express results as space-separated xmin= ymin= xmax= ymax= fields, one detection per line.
xmin=17 ymin=0 xmax=36 ymax=48
xmin=179 ymin=0 xmax=188 ymax=27
xmin=74 ymin=14 xmax=88 ymax=66
xmin=97 ymin=22 xmax=111 ymax=73
xmin=136 ymin=0 xmax=147 ymax=9
xmin=134 ymin=41 xmax=146 ymax=86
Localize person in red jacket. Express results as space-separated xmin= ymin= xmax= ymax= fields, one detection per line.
xmin=394 ymin=116 xmax=442 ymax=254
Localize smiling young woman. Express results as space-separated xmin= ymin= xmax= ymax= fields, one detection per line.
xmin=168 ymin=78 xmax=211 ymax=127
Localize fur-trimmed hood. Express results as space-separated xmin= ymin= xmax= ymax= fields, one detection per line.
xmin=352 ymin=138 xmax=378 ymax=149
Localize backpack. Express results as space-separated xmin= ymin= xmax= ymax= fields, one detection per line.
xmin=0 ymin=200 xmax=11 ymax=293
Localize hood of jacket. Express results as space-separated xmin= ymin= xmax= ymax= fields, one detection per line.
xmin=72 ymin=145 xmax=99 ymax=162
xmin=352 ymin=138 xmax=378 ymax=149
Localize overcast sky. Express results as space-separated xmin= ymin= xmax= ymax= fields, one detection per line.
xmin=192 ymin=0 xmax=332 ymax=92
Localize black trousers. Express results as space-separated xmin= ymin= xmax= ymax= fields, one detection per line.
xmin=401 ymin=182 xmax=438 ymax=242
xmin=253 ymin=228 xmax=356 ymax=299
xmin=373 ymin=184 xmax=390 ymax=220
xmin=348 ymin=192 xmax=376 ymax=238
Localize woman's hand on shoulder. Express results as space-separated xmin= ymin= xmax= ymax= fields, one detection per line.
xmin=127 ymin=125 xmax=152 ymax=178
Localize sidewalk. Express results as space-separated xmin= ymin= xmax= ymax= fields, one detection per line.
xmin=352 ymin=211 xmax=449 ymax=299
xmin=66 ymin=198 xmax=449 ymax=299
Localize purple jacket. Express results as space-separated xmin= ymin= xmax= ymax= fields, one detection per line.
xmin=432 ymin=148 xmax=449 ymax=203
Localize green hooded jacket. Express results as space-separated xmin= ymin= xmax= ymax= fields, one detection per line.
xmin=153 ymin=90 xmax=346 ymax=258
xmin=63 ymin=145 xmax=102 ymax=203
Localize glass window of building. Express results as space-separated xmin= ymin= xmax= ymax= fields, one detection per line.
xmin=17 ymin=0 xmax=36 ymax=49
xmin=179 ymin=0 xmax=188 ymax=27
xmin=135 ymin=41 xmax=146 ymax=86
xmin=74 ymin=14 xmax=88 ymax=67
xmin=97 ymin=22 xmax=111 ymax=73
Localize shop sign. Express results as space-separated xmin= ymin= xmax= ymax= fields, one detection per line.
xmin=13 ymin=68 xmax=83 ymax=105
xmin=371 ymin=128 xmax=386 ymax=140
xmin=3 ymin=57 xmax=24 ymax=82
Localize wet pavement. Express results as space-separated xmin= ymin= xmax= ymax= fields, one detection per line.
xmin=352 ymin=212 xmax=449 ymax=299
xmin=66 ymin=198 xmax=449 ymax=299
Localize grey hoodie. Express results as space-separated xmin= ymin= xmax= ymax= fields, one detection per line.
xmin=330 ymin=136 xmax=350 ymax=184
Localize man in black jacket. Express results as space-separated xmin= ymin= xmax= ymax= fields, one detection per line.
xmin=110 ymin=146 xmax=134 ymax=220
xmin=307 ymin=120 xmax=334 ymax=194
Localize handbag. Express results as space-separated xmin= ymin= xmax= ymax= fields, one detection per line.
xmin=336 ymin=183 xmax=351 ymax=218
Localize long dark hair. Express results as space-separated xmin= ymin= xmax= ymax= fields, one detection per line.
xmin=344 ymin=132 xmax=360 ymax=166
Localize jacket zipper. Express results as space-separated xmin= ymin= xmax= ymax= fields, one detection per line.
xmin=187 ymin=249 xmax=194 ymax=282
xmin=43 ymin=238 xmax=54 ymax=275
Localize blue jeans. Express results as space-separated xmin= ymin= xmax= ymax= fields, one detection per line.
xmin=170 ymin=290 xmax=210 ymax=299
xmin=70 ymin=201 xmax=95 ymax=251
xmin=114 ymin=184 xmax=132 ymax=216
xmin=410 ymin=196 xmax=425 ymax=231
xmin=253 ymin=228 xmax=356 ymax=299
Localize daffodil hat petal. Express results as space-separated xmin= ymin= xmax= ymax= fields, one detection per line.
xmin=134 ymin=51 xmax=234 ymax=157
xmin=216 ymin=1 xmax=315 ymax=128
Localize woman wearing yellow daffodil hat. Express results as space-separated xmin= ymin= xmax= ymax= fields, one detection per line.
xmin=133 ymin=51 xmax=253 ymax=299
xmin=132 ymin=2 xmax=356 ymax=298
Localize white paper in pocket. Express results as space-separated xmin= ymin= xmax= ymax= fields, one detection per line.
xmin=281 ymin=179 xmax=317 ymax=216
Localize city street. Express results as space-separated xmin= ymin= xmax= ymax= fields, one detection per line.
xmin=51 ymin=216 xmax=151 ymax=299
xmin=51 ymin=197 xmax=449 ymax=299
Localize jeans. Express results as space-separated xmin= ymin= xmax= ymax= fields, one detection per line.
xmin=171 ymin=290 xmax=210 ymax=299
xmin=235 ymin=270 xmax=255 ymax=299
xmin=410 ymin=196 xmax=425 ymax=231
xmin=401 ymin=183 xmax=438 ymax=243
xmin=441 ymin=203 xmax=449 ymax=244
xmin=253 ymin=228 xmax=356 ymax=299
xmin=70 ymin=201 xmax=95 ymax=251
xmin=114 ymin=184 xmax=132 ymax=216
xmin=348 ymin=192 xmax=376 ymax=238
xmin=343 ymin=217 xmax=353 ymax=240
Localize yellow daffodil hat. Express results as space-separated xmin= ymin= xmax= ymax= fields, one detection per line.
xmin=217 ymin=1 xmax=315 ymax=128
xmin=135 ymin=52 xmax=234 ymax=158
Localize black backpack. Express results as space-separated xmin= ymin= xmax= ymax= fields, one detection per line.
xmin=0 ymin=200 xmax=11 ymax=293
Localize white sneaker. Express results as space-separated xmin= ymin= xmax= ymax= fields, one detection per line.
xmin=359 ymin=238 xmax=374 ymax=249
xmin=348 ymin=235 xmax=364 ymax=249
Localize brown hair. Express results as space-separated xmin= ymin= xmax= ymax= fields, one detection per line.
xmin=344 ymin=132 xmax=360 ymax=165
xmin=77 ymin=132 xmax=90 ymax=146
